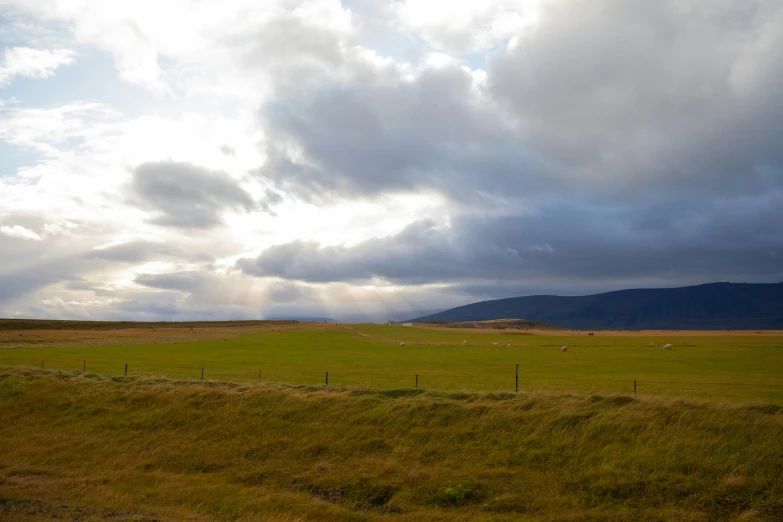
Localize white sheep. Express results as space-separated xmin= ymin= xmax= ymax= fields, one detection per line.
xmin=663 ymin=343 xmax=673 ymax=350
xmin=506 ymin=343 xmax=512 ymax=347
xmin=400 ymin=342 xmax=405 ymax=347
xmin=561 ymin=346 xmax=568 ymax=352
xmin=463 ymin=340 xmax=468 ymax=345
xmin=491 ymin=341 xmax=500 ymax=346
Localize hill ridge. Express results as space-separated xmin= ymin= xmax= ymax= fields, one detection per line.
xmin=410 ymin=282 xmax=783 ymax=330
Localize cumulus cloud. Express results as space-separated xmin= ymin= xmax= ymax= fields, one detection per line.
xmin=0 ymin=46 xmax=75 ymax=86
xmin=131 ymin=161 xmax=257 ymax=229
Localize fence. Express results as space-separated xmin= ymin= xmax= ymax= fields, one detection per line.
xmin=15 ymin=360 xmax=781 ymax=401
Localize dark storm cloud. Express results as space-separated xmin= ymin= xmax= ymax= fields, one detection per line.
xmin=131 ymin=161 xmax=257 ymax=228
xmin=238 ymin=195 xmax=783 ymax=294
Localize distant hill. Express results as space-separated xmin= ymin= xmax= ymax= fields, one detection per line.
xmin=422 ymin=318 xmax=562 ymax=330
xmin=409 ymin=282 xmax=783 ymax=330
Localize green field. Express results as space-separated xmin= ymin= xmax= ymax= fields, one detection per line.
xmin=2 ymin=324 xmax=783 ymax=520
xmin=1 ymin=325 xmax=781 ymax=402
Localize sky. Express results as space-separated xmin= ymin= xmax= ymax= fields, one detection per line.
xmin=0 ymin=0 xmax=782 ymax=322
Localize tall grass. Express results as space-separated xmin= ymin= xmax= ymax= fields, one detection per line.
xmin=1 ymin=367 xmax=782 ymax=521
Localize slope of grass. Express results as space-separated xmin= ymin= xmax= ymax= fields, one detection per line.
xmin=1 ymin=327 xmax=782 ymax=401
xmin=0 ymin=367 xmax=782 ymax=521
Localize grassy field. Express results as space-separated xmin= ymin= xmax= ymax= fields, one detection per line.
xmin=0 ymin=367 xmax=781 ymax=521
xmin=1 ymin=323 xmax=782 ymax=520
xmin=0 ymin=324 xmax=781 ymax=402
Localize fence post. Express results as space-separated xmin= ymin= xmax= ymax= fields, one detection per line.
xmin=125 ymin=364 xmax=128 ymax=376
xmin=83 ymin=360 xmax=86 ymax=372
xmin=515 ymin=364 xmax=519 ymax=393
xmin=201 ymin=367 xmax=204 ymax=380
xmin=416 ymin=374 xmax=418 ymax=389
xmin=325 ymin=371 xmax=329 ymax=386
xmin=41 ymin=361 xmax=44 ymax=368
xmin=634 ymin=380 xmax=637 ymax=398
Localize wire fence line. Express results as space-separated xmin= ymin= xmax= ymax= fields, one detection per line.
xmin=13 ymin=360 xmax=781 ymax=398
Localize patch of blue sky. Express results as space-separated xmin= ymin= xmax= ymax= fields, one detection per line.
xmin=341 ymin=0 xmax=428 ymax=65
xmin=3 ymin=44 xmax=242 ymax=123
xmin=461 ymin=52 xmax=487 ymax=71
xmin=2 ymin=46 xmax=155 ymax=115
xmin=0 ymin=139 xmax=40 ymax=177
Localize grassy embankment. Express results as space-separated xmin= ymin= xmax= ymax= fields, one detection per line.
xmin=1 ymin=324 xmax=781 ymax=401
xmin=1 ymin=366 xmax=782 ymax=521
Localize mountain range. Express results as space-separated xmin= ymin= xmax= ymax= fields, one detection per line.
xmin=409 ymin=282 xmax=783 ymax=330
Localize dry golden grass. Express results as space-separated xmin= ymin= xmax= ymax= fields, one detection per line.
xmin=1 ymin=366 xmax=782 ymax=521
xmin=2 ymin=318 xmax=779 ymax=352
xmin=0 ymin=321 xmax=335 ymax=349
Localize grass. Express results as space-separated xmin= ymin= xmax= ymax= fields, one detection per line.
xmin=0 ymin=318 xmax=300 ymax=331
xmin=1 ymin=323 xmax=782 ymax=520
xmin=0 ymin=367 xmax=782 ymax=521
xmin=1 ymin=324 xmax=782 ymax=402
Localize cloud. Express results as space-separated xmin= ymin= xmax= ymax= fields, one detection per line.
xmin=0 ymin=102 xmax=122 ymax=156
xmin=487 ymin=0 xmax=783 ymax=199
xmin=0 ymin=225 xmax=42 ymax=240
xmin=2 ymin=0 xmax=783 ymax=322
xmin=85 ymin=241 xmax=172 ymax=263
xmin=134 ymin=271 xmax=205 ymax=292
xmin=1 ymin=0 xmax=355 ymax=96
xmin=0 ymin=46 xmax=75 ymax=86
xmin=0 ymin=242 xmax=84 ymax=304
xmin=238 ymin=195 xmax=783 ymax=292
xmin=257 ymin=59 xmax=533 ymax=205
xmin=254 ymin=0 xmax=783 ymax=210
xmin=391 ymin=0 xmax=542 ymax=54
xmin=131 ymin=161 xmax=257 ymax=229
